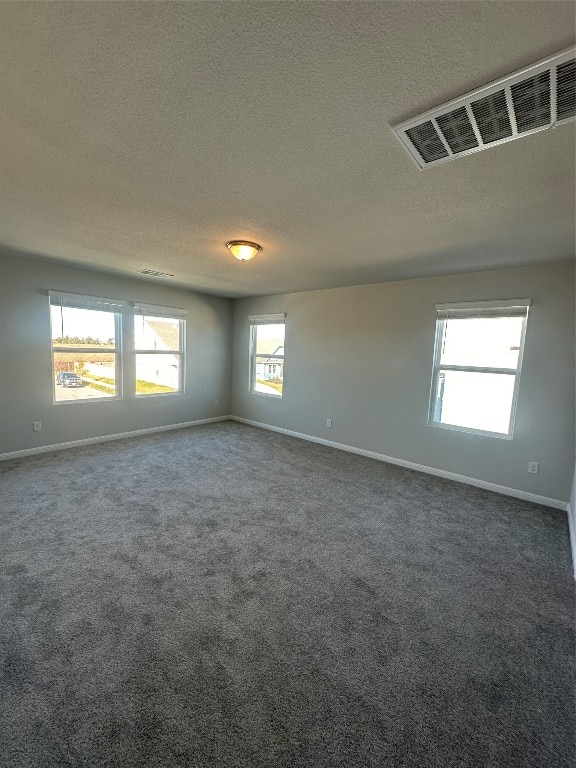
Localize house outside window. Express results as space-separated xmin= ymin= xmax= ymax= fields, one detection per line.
xmin=428 ymin=299 xmax=530 ymax=438
xmin=50 ymin=292 xmax=123 ymax=402
xmin=133 ymin=303 xmax=187 ymax=395
xmin=249 ymin=314 xmax=286 ymax=397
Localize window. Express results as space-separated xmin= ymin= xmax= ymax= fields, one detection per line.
xmin=428 ymin=300 xmax=530 ymax=438
xmin=249 ymin=314 xmax=285 ymax=397
xmin=133 ymin=303 xmax=186 ymax=395
xmin=50 ymin=292 xmax=122 ymax=403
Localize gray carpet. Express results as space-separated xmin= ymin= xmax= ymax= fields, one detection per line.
xmin=0 ymin=421 xmax=574 ymax=768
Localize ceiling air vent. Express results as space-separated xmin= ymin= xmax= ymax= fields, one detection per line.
xmin=435 ymin=107 xmax=478 ymax=153
xmin=511 ymin=70 xmax=551 ymax=132
xmin=138 ymin=269 xmax=174 ymax=278
xmin=392 ymin=46 xmax=575 ymax=169
xmin=470 ymin=90 xmax=512 ymax=143
xmin=405 ymin=121 xmax=449 ymax=163
xmin=557 ymin=59 xmax=576 ymax=120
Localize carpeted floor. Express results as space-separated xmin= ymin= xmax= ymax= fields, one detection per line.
xmin=0 ymin=421 xmax=574 ymax=768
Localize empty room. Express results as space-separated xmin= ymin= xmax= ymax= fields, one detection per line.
xmin=1 ymin=2 xmax=575 ymax=767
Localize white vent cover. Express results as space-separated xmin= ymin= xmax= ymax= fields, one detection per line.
xmin=392 ymin=47 xmax=575 ymax=169
xmin=138 ymin=269 xmax=174 ymax=277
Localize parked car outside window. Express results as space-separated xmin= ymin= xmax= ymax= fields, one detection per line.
xmin=56 ymin=372 xmax=84 ymax=388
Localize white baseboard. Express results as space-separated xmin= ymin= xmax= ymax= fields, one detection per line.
xmin=567 ymin=504 xmax=576 ymax=579
xmin=231 ymin=416 xmax=569 ymax=512
xmin=0 ymin=416 xmax=232 ymax=462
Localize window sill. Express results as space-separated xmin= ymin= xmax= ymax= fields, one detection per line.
xmin=135 ymin=392 xmax=183 ymax=399
xmin=53 ymin=396 xmax=122 ymax=405
xmin=428 ymin=420 xmax=513 ymax=440
xmin=250 ymin=391 xmax=282 ymax=399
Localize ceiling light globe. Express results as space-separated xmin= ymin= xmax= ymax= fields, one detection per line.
xmin=226 ymin=240 xmax=261 ymax=261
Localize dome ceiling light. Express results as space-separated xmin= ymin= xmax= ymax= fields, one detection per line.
xmin=226 ymin=240 xmax=262 ymax=262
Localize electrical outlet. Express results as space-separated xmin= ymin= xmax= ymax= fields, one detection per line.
xmin=33 ymin=422 xmax=42 ymax=432
xmin=326 ymin=418 xmax=332 ymax=428
xmin=528 ymin=461 xmax=539 ymax=474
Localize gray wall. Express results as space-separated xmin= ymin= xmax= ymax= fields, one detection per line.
xmin=3 ymin=251 xmax=574 ymax=505
xmin=0 ymin=250 xmax=232 ymax=454
xmin=231 ymin=262 xmax=575 ymax=503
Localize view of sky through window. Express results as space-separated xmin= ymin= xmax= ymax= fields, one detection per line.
xmin=51 ymin=306 xmax=115 ymax=345
xmin=431 ymin=313 xmax=525 ymax=436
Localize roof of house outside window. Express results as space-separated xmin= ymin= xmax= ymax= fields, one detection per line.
xmin=145 ymin=320 xmax=180 ymax=351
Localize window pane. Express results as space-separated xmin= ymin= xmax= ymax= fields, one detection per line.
xmin=51 ymin=306 xmax=116 ymax=348
xmin=440 ymin=316 xmax=524 ymax=369
xmin=432 ymin=369 xmax=515 ymax=434
xmin=254 ymin=354 xmax=283 ymax=396
xmin=255 ymin=323 xmax=285 ymax=357
xmin=136 ymin=354 xmax=180 ymax=394
xmin=54 ymin=352 xmax=116 ymax=401
xmin=135 ymin=315 xmax=180 ymax=352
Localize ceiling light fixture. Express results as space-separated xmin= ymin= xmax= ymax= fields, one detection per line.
xmin=226 ymin=240 xmax=261 ymax=262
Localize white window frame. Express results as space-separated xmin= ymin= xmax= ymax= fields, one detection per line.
xmin=49 ymin=291 xmax=123 ymax=405
xmin=249 ymin=314 xmax=286 ymax=398
xmin=428 ymin=299 xmax=530 ymax=439
xmin=133 ymin=302 xmax=187 ymax=397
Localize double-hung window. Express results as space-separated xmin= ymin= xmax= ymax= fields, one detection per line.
xmin=50 ymin=291 xmax=123 ymax=402
xmin=249 ymin=314 xmax=286 ymax=398
xmin=133 ymin=303 xmax=186 ymax=396
xmin=428 ymin=300 xmax=530 ymax=438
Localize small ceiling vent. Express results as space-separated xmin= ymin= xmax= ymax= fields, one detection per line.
xmin=392 ymin=47 xmax=575 ymax=169
xmin=138 ymin=269 xmax=174 ymax=278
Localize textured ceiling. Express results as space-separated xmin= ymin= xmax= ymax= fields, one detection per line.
xmin=1 ymin=1 xmax=574 ymax=297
